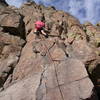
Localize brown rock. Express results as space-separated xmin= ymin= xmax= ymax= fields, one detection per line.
xmin=0 ymin=58 xmax=98 ymax=100
xmin=65 ymin=40 xmax=99 ymax=76
xmin=12 ymin=32 xmax=43 ymax=81
xmin=0 ymin=2 xmax=99 ymax=100
xmin=36 ymin=59 xmax=97 ymax=100
xmin=84 ymin=22 xmax=100 ymax=47
xmin=0 ymin=73 xmax=42 ymax=100
xmin=68 ymin=40 xmax=97 ymax=62
xmin=19 ymin=2 xmax=44 ymax=35
xmin=0 ymin=8 xmax=25 ymax=39
xmin=0 ymin=32 xmax=25 ymax=88
xmin=12 ymin=32 xmax=56 ymax=81
xmin=51 ymin=47 xmax=66 ymax=61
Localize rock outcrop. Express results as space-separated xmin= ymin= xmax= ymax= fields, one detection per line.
xmin=0 ymin=0 xmax=8 ymax=8
xmin=0 ymin=1 xmax=100 ymax=100
xmin=0 ymin=7 xmax=26 ymax=39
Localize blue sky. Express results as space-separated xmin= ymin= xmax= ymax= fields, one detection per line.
xmin=6 ymin=0 xmax=100 ymax=24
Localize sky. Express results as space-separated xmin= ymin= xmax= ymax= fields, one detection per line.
xmin=6 ymin=0 xmax=100 ymax=24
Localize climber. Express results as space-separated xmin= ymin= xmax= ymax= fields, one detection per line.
xmin=34 ymin=20 xmax=48 ymax=38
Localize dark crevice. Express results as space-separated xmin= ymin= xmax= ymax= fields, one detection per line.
xmin=0 ymin=40 xmax=27 ymax=89
xmin=10 ymin=42 xmax=27 ymax=82
xmin=18 ymin=14 xmax=26 ymax=40
xmin=36 ymin=69 xmax=45 ymax=100
xmin=4 ymin=66 xmax=14 ymax=86
xmin=86 ymin=64 xmax=100 ymax=100
xmin=0 ymin=0 xmax=8 ymax=6
xmin=0 ymin=66 xmax=14 ymax=89
xmin=2 ymin=27 xmax=20 ymax=36
xmin=90 ymin=64 xmax=100 ymax=100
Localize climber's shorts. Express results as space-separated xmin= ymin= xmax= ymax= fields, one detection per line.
xmin=34 ymin=27 xmax=44 ymax=35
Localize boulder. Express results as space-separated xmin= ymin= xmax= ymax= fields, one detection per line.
xmin=36 ymin=59 xmax=97 ymax=100
xmin=0 ymin=8 xmax=25 ymax=39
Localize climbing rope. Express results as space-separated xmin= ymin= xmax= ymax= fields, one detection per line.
xmin=39 ymin=35 xmax=65 ymax=100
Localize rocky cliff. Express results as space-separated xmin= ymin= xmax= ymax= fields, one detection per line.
xmin=0 ymin=0 xmax=8 ymax=8
xmin=0 ymin=1 xmax=100 ymax=100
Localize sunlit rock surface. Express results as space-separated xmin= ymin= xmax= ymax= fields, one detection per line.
xmin=0 ymin=1 xmax=100 ymax=100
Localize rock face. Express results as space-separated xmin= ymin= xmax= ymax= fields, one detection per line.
xmin=0 ymin=7 xmax=26 ymax=39
xmin=0 ymin=1 xmax=100 ymax=100
xmin=0 ymin=2 xmax=26 ymax=90
xmin=0 ymin=32 xmax=25 ymax=88
xmin=0 ymin=0 xmax=8 ymax=8
xmin=35 ymin=59 xmax=95 ymax=100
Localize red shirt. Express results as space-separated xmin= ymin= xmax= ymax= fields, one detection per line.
xmin=35 ymin=21 xmax=45 ymax=30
